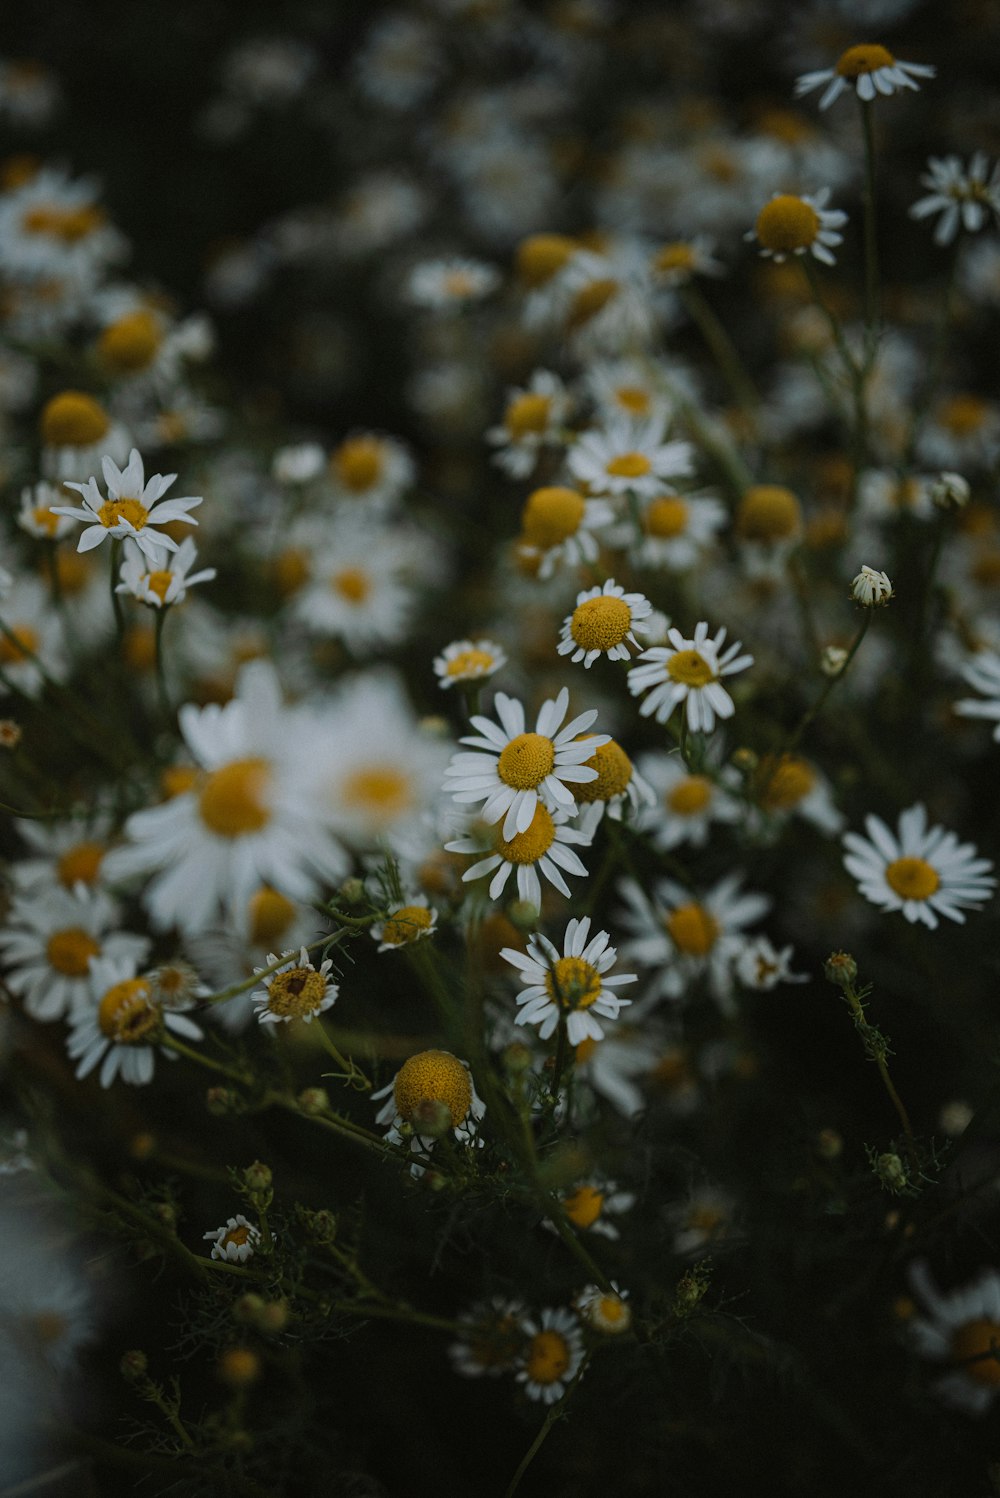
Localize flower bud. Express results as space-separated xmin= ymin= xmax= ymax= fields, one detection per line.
xmin=243 ymin=1160 xmax=272 ymax=1193
xmin=206 ymin=1086 xmax=240 ymax=1116
xmin=931 ymin=471 xmax=970 ymax=511
xmin=120 ymin=1349 xmax=148 ymax=1382
xmin=824 ymin=951 xmax=857 ymax=987
xmin=297 ymin=1086 xmax=330 ymax=1116
xmin=851 ymin=565 xmax=893 ymax=607
xmin=875 ymin=1152 xmax=908 ymax=1192
xmin=217 ymin=1348 xmax=261 ymax=1387
xmin=821 ymin=645 xmax=848 ymax=677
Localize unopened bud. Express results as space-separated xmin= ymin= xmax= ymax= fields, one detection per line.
xmin=298 ymin=1086 xmax=330 ymax=1116
xmin=816 ymin=1128 xmax=843 ymax=1161
xmin=824 ymin=951 xmax=857 ymax=987
xmin=233 ymin=1293 xmax=266 ymax=1325
xmin=875 ymin=1152 xmax=908 ymax=1192
xmin=120 ymin=1349 xmax=148 ymax=1382
xmin=502 ymin=1041 xmax=534 ymax=1075
xmin=206 ymin=1086 xmax=240 ymax=1116
xmin=258 ymin=1299 xmax=290 ymax=1334
xmin=412 ymin=1098 xmax=453 ymax=1139
xmin=243 ymin=1160 xmax=272 ymax=1193
xmin=339 ymin=877 xmax=366 ymax=905
xmin=851 ymin=565 xmax=893 ymax=607
xmin=730 ymin=747 xmax=758 ymax=775
xmin=673 ymin=1265 xmax=710 ymax=1317
xmin=821 ymin=645 xmax=849 ymax=677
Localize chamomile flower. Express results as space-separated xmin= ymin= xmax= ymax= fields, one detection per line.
xmin=748 ymin=190 xmax=847 ymax=266
xmin=67 ymin=955 xmax=203 ymax=1088
xmin=569 ymin=736 xmax=655 ymax=826
xmin=576 ymin=1282 xmax=632 ymax=1335
xmin=918 ymin=393 xmax=1000 ymax=471
xmin=251 ymin=947 xmax=338 ymax=1026
xmin=291 ymin=521 xmax=417 ymax=652
xmin=670 ymin=1184 xmax=735 ymax=1256
xmin=842 ymin=803 xmax=996 ymax=929
xmin=407 ymin=256 xmax=500 ymax=309
xmin=572 ymin=1027 xmax=663 ymax=1118
xmin=515 ymin=1307 xmax=585 ymax=1404
xmin=444 ymin=687 xmax=608 ymax=839
xmin=908 ymin=1262 xmax=1000 ymax=1414
xmin=53 ymin=448 xmax=202 ymax=561
xmin=567 ymin=415 xmax=694 ymax=499
xmin=751 ymin=753 xmax=844 ymax=835
xmin=370 ymin=897 xmax=438 ymax=952
xmin=734 ymin=937 xmax=809 ymax=991
xmin=554 ymin=1178 xmax=636 ymax=1241
xmin=631 ymin=490 xmax=727 ymax=572
xmin=328 ymin=431 xmax=415 ymax=511
xmin=11 ymin=812 xmax=117 ymax=895
xmin=446 ymin=802 xmax=592 ymax=910
xmin=652 ymin=235 xmax=725 ymax=286
xmin=434 ymin=638 xmax=507 ymax=690
xmin=0 ymin=574 xmax=67 ymax=699
xmin=16 ymin=481 xmax=75 ymax=541
xmin=628 ymin=621 xmax=753 ymax=733
xmin=449 ymin=1298 xmax=528 ymax=1378
xmin=517 ymin=485 xmax=614 ymax=579
xmin=116 ymin=536 xmax=216 ymax=609
xmin=851 ymin=564 xmax=894 ymax=605
xmin=0 ymin=886 xmax=149 ymax=1023
xmin=955 ymin=649 xmax=1000 ymax=740
xmin=373 ymin=1049 xmax=485 ymax=1173
xmin=910 ymin=154 xmax=1000 ymax=245
xmin=557 ymin=579 xmax=653 ymax=668
xmin=793 ymin=45 xmax=935 ymax=110
xmin=500 ymin=916 xmax=636 ymax=1045
xmin=632 ymin=750 xmax=742 ymax=851
xmin=486 ymin=370 xmax=571 ymax=479
xmin=203 ymin=1215 xmax=261 ymax=1265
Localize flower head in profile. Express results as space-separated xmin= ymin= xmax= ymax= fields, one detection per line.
xmin=794 ymin=45 xmax=935 ymax=111
xmin=500 ymin=916 xmax=637 ymax=1045
xmin=433 ymin=638 xmax=507 ymax=690
xmin=955 ymin=649 xmax=1000 ymax=740
xmin=251 ymin=946 xmax=338 ymax=1026
xmin=203 ymin=1214 xmax=261 ymax=1264
xmin=66 ymin=955 xmax=203 ymax=1088
xmin=851 ymin=565 xmax=893 ymax=606
xmin=842 ymin=804 xmax=996 ymax=928
xmin=908 ymin=1261 xmax=1000 ymax=1414
xmin=372 ymin=1048 xmax=485 ymax=1174
xmin=748 ymin=190 xmax=847 ymax=266
xmin=53 ymin=448 xmax=202 ymax=561
xmin=370 ymin=896 xmax=437 ymax=952
xmin=116 ymin=536 xmax=216 ymax=609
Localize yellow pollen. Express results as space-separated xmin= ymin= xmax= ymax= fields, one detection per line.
xmin=836 ymin=43 xmax=895 ymax=77
xmin=562 ymin=1184 xmax=605 ymax=1229
xmin=756 ymin=754 xmax=816 ymax=811
xmin=755 ymin=196 xmax=821 ymax=254
xmin=380 ymin=905 xmax=434 ymax=947
xmin=505 ymin=391 xmax=552 ymax=438
xmin=497 ymin=731 xmax=555 ymax=790
xmin=98 ymin=496 xmax=149 ymax=532
xmin=666 ymin=902 xmax=720 ymax=956
xmin=614 ymin=385 xmax=651 ymax=415
xmin=515 ymin=233 xmax=576 ymax=287
xmin=567 ymin=276 xmax=618 ymax=330
xmin=939 ymin=394 xmax=989 ymax=437
xmin=737 ymin=484 xmax=802 ymax=541
xmin=0 ymin=625 xmax=39 ymax=665
xmin=198 ymin=757 xmax=272 ymax=838
xmin=571 ymin=595 xmax=632 ymax=653
xmin=951 ymin=1320 xmax=1000 ymax=1386
xmin=247 ymin=887 xmax=297 ymax=946
xmin=521 ymin=486 xmax=585 ymax=548
xmin=666 ymin=649 xmax=714 ymax=687
xmin=340 ymin=765 xmax=413 ymax=821
xmin=645 ymin=496 xmax=688 ymax=538
xmin=494 ymin=802 xmax=556 ymax=863
xmin=22 ymin=203 xmax=104 ymax=242
xmin=605 ymin=451 xmax=651 ymax=479
xmin=572 ymin=737 xmax=633 ymax=803
xmin=393 ymin=1049 xmax=472 ymax=1127
xmin=56 ymin=840 xmax=104 ymax=888
xmin=544 ymin=955 xmax=602 ymax=1012
xmin=46 ymin=927 xmax=100 ymax=977
xmin=667 ymin=775 xmax=713 ymax=816
xmin=331 ymin=567 xmax=371 ymax=604
xmin=445 ymin=648 xmax=494 ymax=679
xmin=222 ymin=1224 xmax=251 ymax=1249
xmin=146 ymin=569 xmax=173 ymax=603
xmin=39 ymin=391 xmax=109 ymax=447
xmin=332 ymin=437 xmax=384 ymax=492
xmin=266 ymin=966 xmax=329 ymax=1019
xmin=32 ymin=505 xmax=60 ymax=536
xmin=98 ymin=978 xmax=158 ymax=1043
xmin=654 ymin=241 xmax=697 ymax=275
xmin=98 ymin=310 xmax=162 ymax=373
xmin=885 ymin=857 xmax=940 ymax=902
xmin=525 ymin=1329 xmax=571 ymax=1384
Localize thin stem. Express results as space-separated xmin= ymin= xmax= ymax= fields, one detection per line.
xmin=842 ymin=983 xmax=918 ymax=1167
xmin=681 ymin=283 xmax=759 ymax=430
xmin=504 ymin=1356 xmax=590 ymax=1498
xmin=109 ymin=539 xmax=125 ymax=640
xmin=158 ymin=1031 xmax=252 ymax=1085
xmin=859 ymin=99 xmax=881 ymax=359
xmin=153 ymin=605 xmax=171 ymax=721
xmin=781 ymin=611 xmax=872 ymax=758
xmin=316 ymin=1020 xmax=371 ymax=1091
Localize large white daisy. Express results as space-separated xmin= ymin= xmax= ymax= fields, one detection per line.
xmin=500 ymin=916 xmax=637 ymax=1044
xmin=628 ymin=621 xmax=753 ymax=733
xmin=842 ymin=803 xmax=995 ymax=929
xmin=53 ymin=448 xmax=202 ymax=561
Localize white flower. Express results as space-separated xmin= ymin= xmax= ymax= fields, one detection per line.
xmin=557 ymin=579 xmax=653 ymax=668
xmin=629 ymin=490 xmax=727 ymax=572
xmin=203 ymin=1214 xmax=261 ymax=1264
xmin=552 ymin=1177 xmax=635 ymax=1240
xmin=911 ymin=153 xmax=1000 ymax=245
xmin=328 ymin=431 xmax=415 ymax=511
xmin=500 ymin=916 xmax=637 ymax=1045
xmin=734 ymin=937 xmax=808 ymax=991
xmin=116 ymin=536 xmax=216 ymax=608
xmin=908 ymin=1261 xmax=1000 ymax=1414
xmin=956 ymin=649 xmax=1000 ymax=740
xmin=52 ymin=448 xmax=202 ymax=561
xmin=251 ymin=946 xmax=338 ymax=1025
xmin=518 ymin=484 xmax=614 ymax=579
xmin=433 ymin=638 xmax=507 ymax=689
xmin=747 ymin=189 xmax=847 ymax=266
xmin=449 ymin=1298 xmax=528 ymax=1378
xmin=272 ymin=442 xmax=326 ymax=485
xmin=370 ymin=897 xmax=437 ymax=952
xmin=444 ymin=687 xmax=608 ymax=840
xmin=0 ymin=885 xmax=148 ymax=1022
xmin=567 ymin=414 xmax=694 ymax=499
xmin=576 ymin=1282 xmax=632 ymax=1336
xmin=373 ymin=1048 xmax=485 ymax=1175
xmin=66 ymin=955 xmax=203 ymax=1088
xmin=290 ymin=519 xmax=417 ymax=652
xmin=851 ymin=564 xmax=893 ymax=605
xmin=571 ymin=1026 xmax=663 ymax=1118
xmin=486 ymin=370 xmax=570 ymax=478
xmin=842 ymin=803 xmax=996 ymax=929
xmin=632 ymin=750 xmax=742 ymax=851
xmin=406 ymin=256 xmax=500 ymax=308
xmin=0 ymin=574 xmax=68 ymax=699
xmin=628 ymin=621 xmax=753 ymax=733
xmin=16 ymin=481 xmax=75 ymax=541
xmin=446 ymin=803 xmax=592 ymax=911
xmin=669 ymin=1184 xmax=735 ymax=1256
xmin=794 ymin=44 xmax=935 ymax=110
xmin=515 ymin=1307 xmax=585 ymax=1404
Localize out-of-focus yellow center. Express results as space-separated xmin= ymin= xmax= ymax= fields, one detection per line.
xmin=0 ymin=624 xmax=39 ymax=664
xmin=645 ymin=496 xmax=688 ymax=538
xmin=331 ymin=567 xmax=370 ymax=604
xmin=756 ymin=754 xmax=816 ymax=811
xmin=572 ymin=737 xmax=632 ymax=803
xmin=952 ymin=1319 xmax=1000 ymax=1386
xmin=247 ymin=887 xmax=297 ymax=946
xmin=737 ymin=484 xmax=802 ymax=541
xmin=666 ymin=649 xmax=714 ymax=687
xmin=46 ymin=927 xmax=100 ymax=977
xmin=525 ymin=1329 xmax=571 ymax=1384
xmin=57 ymin=840 xmax=104 ymax=887
xmin=515 ymin=233 xmax=576 ymax=287
xmin=562 ymin=1184 xmax=605 ymax=1228
xmin=98 ymin=310 xmax=162 ymax=372
xmin=567 ymin=276 xmax=618 ymax=329
xmin=665 ymin=902 xmax=719 ymax=956
xmin=755 ymin=196 xmax=820 ymax=254
xmin=340 ymin=765 xmax=413 ymax=821
xmin=98 ymin=978 xmax=158 ymax=1043
xmin=667 ymin=775 xmax=713 ymax=816
xmin=39 ymin=390 xmax=109 ymax=447
xmin=522 ymin=486 xmax=585 ymax=547
xmin=505 ymin=391 xmax=552 ymax=437
xmin=198 ymin=757 xmax=272 ymax=837
xmin=605 ymin=451 xmax=651 ymax=479
xmin=332 ymin=437 xmax=383 ymax=492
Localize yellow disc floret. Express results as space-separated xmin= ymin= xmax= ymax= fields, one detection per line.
xmin=737 ymin=484 xmax=802 ymax=542
xmin=379 ymin=905 xmax=434 ymax=947
xmin=332 ymin=436 xmax=383 ymax=492
xmin=605 ymin=451 xmax=651 ymax=479
xmin=56 ymin=840 xmax=104 ymax=887
xmin=46 ymin=927 xmax=100 ymax=977
xmin=340 ymin=766 xmax=413 ymax=822
xmin=562 ymin=1184 xmax=605 ymax=1229
xmin=98 ymin=495 xmax=149 ymax=532
xmin=952 ymin=1319 xmax=1000 ymax=1386
xmin=645 ymin=496 xmax=689 ymax=538
xmin=525 ymin=1329 xmax=571 ymax=1385
xmin=497 ymin=732 xmax=555 ymax=790
xmin=247 ymin=887 xmax=297 ymax=947
xmin=198 ymin=757 xmax=272 ymax=838
xmin=331 ymin=567 xmax=371 ymax=604
xmin=571 ymin=595 xmax=632 ymax=653
xmin=445 ymin=648 xmax=495 ymax=679
xmin=665 ymin=902 xmax=720 ymax=956
xmin=521 ymin=486 xmax=585 ymax=548
xmin=572 ymin=737 xmax=633 ymax=803
xmin=39 ymin=390 xmax=109 ymax=447
xmin=98 ymin=310 xmax=162 ymax=373
xmin=654 ymin=242 xmax=697 ymax=276
xmin=544 ymin=956 xmax=602 ymax=1012
xmin=505 ymin=392 xmax=552 ymax=437
xmin=495 ymin=803 xmax=556 ymax=864
xmin=265 ymin=965 xmax=329 ymax=1019
xmin=836 ymin=43 xmax=895 ymax=77
xmin=393 ymin=1049 xmax=472 ymax=1128
xmin=567 ymin=277 xmax=618 ymax=330
xmin=516 ymin=233 xmax=576 ymax=286
xmin=756 ymin=754 xmax=816 ymax=811
xmin=666 ymin=650 xmax=715 ymax=687
xmin=885 ymin=857 xmax=940 ymax=902
xmin=98 ymin=978 xmax=159 ymax=1044
xmin=755 ymin=196 xmax=821 ymax=255
xmin=667 ymin=775 xmax=713 ymax=816
xmin=0 ymin=625 xmax=39 ymax=665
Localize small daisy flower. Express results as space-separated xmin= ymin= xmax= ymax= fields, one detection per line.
xmin=444 ymin=686 xmax=609 ymax=840
xmin=203 ymin=1214 xmax=261 ymax=1265
xmin=572 ymin=1027 xmax=663 ymax=1118
xmin=0 ymin=886 xmax=149 ymax=1023
xmin=371 ymin=897 xmax=438 ymax=952
xmin=116 ymin=536 xmax=216 ymax=609
xmin=0 ymin=574 xmax=68 ymax=699
xmin=557 ymin=579 xmax=653 ymax=668
xmin=918 ymin=393 xmax=1000 ymax=471
xmin=446 ymin=803 xmax=592 ymax=911
xmin=576 ymin=1282 xmax=632 ymax=1336
xmin=16 ymin=481 xmax=75 ymax=542
xmin=908 ymin=1262 xmax=1000 ymax=1415
xmin=652 ymin=235 xmax=724 ymax=286
xmin=569 ymin=736 xmax=655 ymax=826
xmin=842 ymin=803 xmax=996 ymax=929
xmin=734 ymin=936 xmax=809 ymax=991
xmin=794 ymin=45 xmax=935 ymax=111
xmin=433 ymin=638 xmax=507 ymax=690
xmin=634 ymin=750 xmax=742 ymax=851
xmin=407 ymin=255 xmax=500 ymax=309
xmin=628 ymin=621 xmax=753 ymax=733
xmin=670 ymin=1184 xmax=735 ymax=1256
xmin=450 ymin=1298 xmax=528 ymax=1378
xmin=751 ymin=752 xmax=844 ymax=836
xmin=272 ymin=442 xmax=326 ymax=486
xmin=37 ymin=389 xmax=131 ymax=482
xmin=631 ymin=490 xmax=727 ymax=572
xmin=554 ymin=1178 xmax=635 ymax=1239
xmin=66 ymin=955 xmax=203 ymax=1088
xmin=748 ymin=190 xmax=847 ymax=266
xmin=500 ymin=916 xmax=637 ymax=1045
xmin=584 ymin=357 xmax=674 ymax=427
xmin=518 ymin=484 xmax=614 ymax=579
xmin=328 ymin=431 xmax=414 ymax=511
xmin=955 ymin=648 xmax=1000 ymax=740
xmin=851 ymin=564 xmax=894 ymax=605
xmin=515 ymin=1307 xmax=585 ymax=1404
xmin=53 ymin=448 xmax=202 ymax=561
xmin=567 ymin=415 xmax=694 ymax=500
xmin=910 ymin=153 xmax=1000 ymax=246
xmin=486 ymin=370 xmax=571 ymax=479
xmin=251 ymin=946 xmax=338 ymax=1025
xmin=147 ymin=959 xmax=209 ymax=1010
xmin=373 ymin=1049 xmax=485 ymax=1173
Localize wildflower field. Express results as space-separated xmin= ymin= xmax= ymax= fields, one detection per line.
xmin=4 ymin=2 xmax=1000 ymax=1494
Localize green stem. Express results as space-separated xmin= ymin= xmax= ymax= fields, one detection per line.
xmin=780 ymin=611 xmax=872 ymax=758
xmin=859 ymin=99 xmax=880 ymax=359
xmin=153 ymin=605 xmax=171 ymax=721
xmin=504 ymin=1356 xmax=590 ymax=1498
xmin=316 ymin=1020 xmax=371 ymax=1091
xmin=158 ymin=1032 xmax=252 ymax=1085
xmin=681 ymin=283 xmax=759 ymax=429
xmin=842 ymin=984 xmax=917 ymax=1167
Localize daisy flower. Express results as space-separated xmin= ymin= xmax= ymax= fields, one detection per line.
xmin=444 ymin=687 xmax=608 ymax=840
xmin=572 ymin=1027 xmax=663 ymax=1118
xmin=66 ymin=955 xmax=203 ymax=1088
xmin=16 ymin=481 xmax=76 ymax=542
xmin=370 ymin=897 xmax=437 ymax=952
xmin=251 ymin=946 xmax=338 ymax=1026
xmin=628 ymin=621 xmax=753 ymax=733
xmin=53 ymin=448 xmax=202 ymax=561
xmin=567 ymin=414 xmax=694 ymax=500
xmin=446 ymin=803 xmax=592 ymax=910
xmin=449 ymin=1298 xmax=528 ymax=1378
xmin=793 ymin=44 xmax=935 ymax=110
xmin=842 ymin=803 xmax=996 ymax=929
xmin=116 ymin=536 xmax=216 ymax=609
xmin=652 ymin=235 xmax=724 ymax=286
xmin=584 ymin=357 xmax=674 ymax=427
xmin=734 ymin=936 xmax=809 ymax=991
xmin=553 ymin=1178 xmax=635 ymax=1241
xmin=554 ymin=243 xmax=657 ymax=354
xmin=272 ymin=442 xmax=326 ymax=486
xmin=631 ymin=490 xmax=727 ymax=572
xmin=373 ymin=1049 xmax=485 ymax=1174
xmin=11 ymin=812 xmax=116 ymax=895
xmin=486 ymin=370 xmax=571 ymax=478
xmin=515 ymin=1308 xmax=585 ymax=1404
xmin=908 ymin=1262 xmax=1000 ymax=1414
xmin=517 ymin=485 xmax=614 ymax=579
xmin=918 ymin=393 xmax=1000 ymax=471
xmin=290 ymin=520 xmax=417 ymax=652
xmin=910 ymin=153 xmax=1000 ymax=245
xmin=955 ymin=649 xmax=1000 ymax=739
xmin=406 ymin=255 xmax=500 ymax=309
xmin=569 ymin=736 xmax=655 ymax=827
xmin=0 ymin=574 xmax=68 ymax=699
xmin=433 ymin=638 xmax=507 ymax=690
xmin=751 ymin=752 xmax=844 ymax=836
xmin=669 ymin=1184 xmax=735 ymax=1256
xmin=557 ymin=579 xmax=653 ymax=668
xmin=0 ymin=885 xmax=149 ymax=1023
xmin=328 ymin=431 xmax=415 ymax=511
xmin=203 ymin=1215 xmax=261 ymax=1265
xmin=576 ymin=1283 xmax=632 ymax=1336
xmin=747 ymin=190 xmax=847 ymax=266
xmin=632 ymin=750 xmax=742 ymax=851
xmin=500 ymin=916 xmax=637 ymax=1045
xmin=851 ymin=564 xmax=894 ymax=605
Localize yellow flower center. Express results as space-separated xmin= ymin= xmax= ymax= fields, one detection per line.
xmin=605 ymin=451 xmax=651 ymax=479
xmin=98 ymin=978 xmax=159 ymax=1044
xmin=522 ymin=486 xmax=586 ymax=548
xmin=494 ymin=802 xmax=556 ymax=864
xmin=666 ymin=649 xmax=714 ymax=687
xmin=198 ymin=757 xmax=272 ymax=838
xmin=273 ymin=547 xmax=310 ymax=596
xmin=22 ymin=203 xmax=104 ymax=242
xmin=380 ymin=905 xmax=434 ymax=947
xmin=939 ymin=394 xmax=989 ymax=437
xmin=667 ymin=775 xmax=713 ymax=816
xmin=46 ymin=926 xmax=100 ymax=977
xmin=590 ymin=1294 xmax=631 ymax=1331
xmin=570 ymin=595 xmax=632 ymax=652
xmin=340 ymin=766 xmax=413 ymax=822
xmin=562 ymin=1184 xmax=605 ymax=1229
xmin=39 ymin=390 xmax=109 ymax=447
xmin=156 ymin=411 xmax=189 ymax=444
xmin=266 ymin=965 xmax=329 ymax=1019
xmin=567 ymin=276 xmax=618 ymax=330
xmin=445 ymin=647 xmax=495 ymax=679
xmin=884 ymin=857 xmax=940 ymax=902
xmin=53 ymin=550 xmax=91 ymax=595
xmin=654 ymin=241 xmax=697 ymax=275
xmin=525 ymin=1329 xmax=571 ymax=1385
xmin=393 ymin=1049 xmax=472 ymax=1128
xmin=98 ymin=496 xmax=149 ymax=531
xmin=98 ymin=310 xmax=162 ymax=373
xmin=222 ymin=1223 xmax=252 ymax=1250
xmin=614 ymin=385 xmax=651 ymax=415
xmin=331 ymin=567 xmax=371 ymax=604
xmin=56 ymin=840 xmax=104 ymax=887
xmin=575 ymin=1035 xmax=599 ymax=1064
xmin=835 ymin=43 xmax=895 ymax=77
xmin=146 ymin=570 xmax=173 ymax=603
xmin=0 ymin=624 xmax=39 ymax=665
xmin=665 ymin=902 xmax=720 ymax=956
xmin=700 ymin=143 xmax=738 ymax=182
xmin=755 ymin=196 xmax=821 ymax=254
xmin=737 ymin=484 xmax=802 ymax=541
xmin=515 ymin=233 xmax=576 ymax=287
xmin=756 ymin=754 xmax=816 ymax=811
xmin=497 ymin=732 xmax=555 ymax=790
xmin=31 ymin=505 xmax=60 ymax=536
xmin=645 ymin=496 xmax=688 ymax=538
xmin=332 ymin=437 xmax=384 ymax=492
xmin=687 ymin=1203 xmax=726 ymax=1235
xmin=951 ymin=1319 xmax=1000 ymax=1386
xmin=572 ymin=737 xmax=633 ymax=803
xmin=247 ymin=887 xmax=297 ymax=947
xmin=505 ymin=391 xmax=553 ymax=438
xmin=442 ymin=269 xmax=478 ymax=297
xmin=544 ymin=955 xmax=602 ymax=1011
